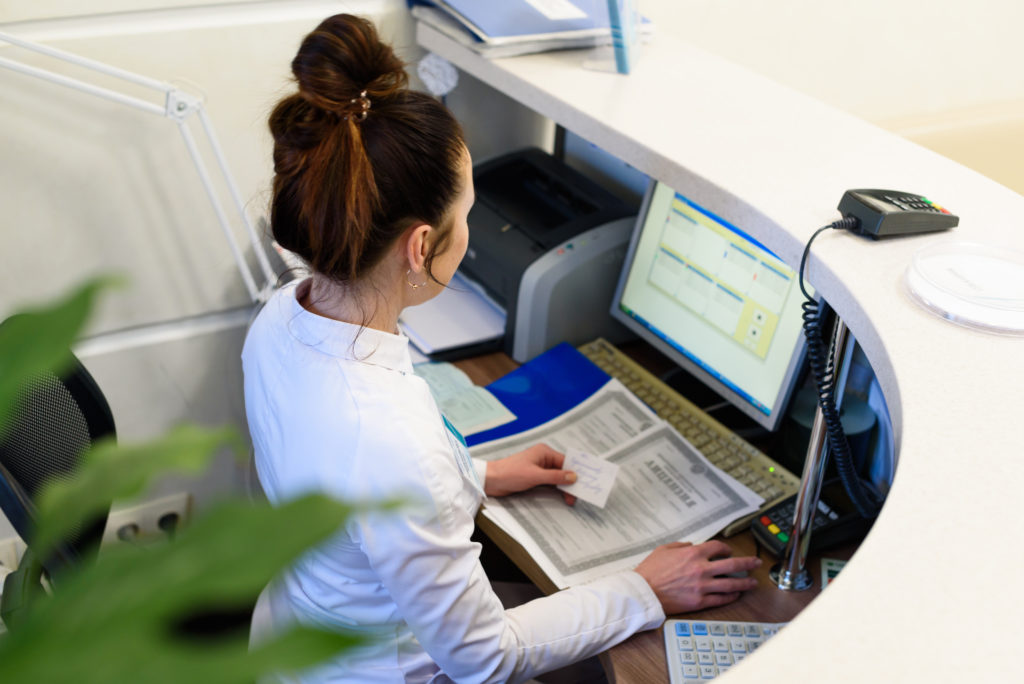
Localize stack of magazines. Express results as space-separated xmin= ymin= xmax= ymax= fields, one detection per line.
xmin=410 ymin=0 xmax=651 ymax=60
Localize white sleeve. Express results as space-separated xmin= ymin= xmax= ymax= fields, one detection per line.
xmin=471 ymin=457 xmax=488 ymax=495
xmin=354 ymin=472 xmax=664 ymax=684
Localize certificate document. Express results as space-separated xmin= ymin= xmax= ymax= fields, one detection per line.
xmin=469 ymin=379 xmax=658 ymax=462
xmin=471 ymin=381 xmax=762 ymax=588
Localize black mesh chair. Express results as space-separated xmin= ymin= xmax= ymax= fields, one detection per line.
xmin=0 ymin=352 xmax=115 ymax=628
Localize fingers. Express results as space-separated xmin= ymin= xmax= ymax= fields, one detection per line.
xmin=540 ymin=468 xmax=576 ymax=486
xmin=709 ymin=555 xmax=762 ymax=577
xmin=529 ymin=443 xmax=564 ymax=469
xmin=636 ymin=542 xmax=761 ymax=614
xmin=705 ymin=575 xmax=759 ymax=595
xmin=694 ymin=539 xmax=734 ymax=559
xmin=561 ymin=491 xmax=577 ymax=506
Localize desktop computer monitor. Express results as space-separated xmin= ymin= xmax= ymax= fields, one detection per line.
xmin=610 ymin=180 xmax=811 ymax=432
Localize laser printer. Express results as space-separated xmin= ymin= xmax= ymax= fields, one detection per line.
xmin=459 ymin=148 xmax=637 ymax=362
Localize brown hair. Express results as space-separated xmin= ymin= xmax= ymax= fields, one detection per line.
xmin=268 ymin=14 xmax=466 ymax=284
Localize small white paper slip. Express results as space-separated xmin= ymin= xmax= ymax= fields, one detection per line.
xmin=558 ymin=449 xmax=620 ymax=508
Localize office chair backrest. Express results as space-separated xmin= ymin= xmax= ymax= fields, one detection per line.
xmin=0 ymin=355 xmax=115 ymax=577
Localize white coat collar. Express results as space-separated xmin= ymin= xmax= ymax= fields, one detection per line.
xmin=280 ymin=278 xmax=413 ymax=373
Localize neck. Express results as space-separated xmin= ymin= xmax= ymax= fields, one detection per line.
xmin=301 ymin=272 xmax=404 ymax=333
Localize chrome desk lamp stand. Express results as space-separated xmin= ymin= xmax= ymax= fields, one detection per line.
xmin=771 ymin=316 xmax=854 ymax=591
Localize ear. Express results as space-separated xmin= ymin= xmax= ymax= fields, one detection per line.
xmin=402 ymin=221 xmax=433 ymax=274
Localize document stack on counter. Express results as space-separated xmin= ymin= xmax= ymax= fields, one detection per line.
xmin=399 ymin=271 xmax=506 ymax=361
xmin=467 ymin=344 xmax=763 ymax=589
xmin=411 ymin=0 xmax=652 ymax=59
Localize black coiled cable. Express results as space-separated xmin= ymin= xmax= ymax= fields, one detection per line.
xmin=799 ymin=218 xmax=880 ymax=519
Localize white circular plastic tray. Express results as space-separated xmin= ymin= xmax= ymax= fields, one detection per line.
xmin=905 ymin=241 xmax=1024 ymax=335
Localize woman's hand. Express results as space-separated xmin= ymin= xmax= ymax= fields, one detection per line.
xmin=635 ymin=540 xmax=761 ymax=614
xmin=484 ymin=444 xmax=577 ymax=504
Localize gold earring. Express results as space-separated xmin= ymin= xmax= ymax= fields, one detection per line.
xmin=406 ymin=269 xmax=426 ymax=289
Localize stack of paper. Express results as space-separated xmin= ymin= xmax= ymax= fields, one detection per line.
xmin=411 ymin=0 xmax=652 ymax=59
xmin=399 ymin=271 xmax=506 ymax=360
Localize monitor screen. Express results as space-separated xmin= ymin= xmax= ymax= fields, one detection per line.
xmin=611 ymin=181 xmax=810 ymax=431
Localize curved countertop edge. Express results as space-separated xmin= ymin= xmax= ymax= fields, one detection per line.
xmin=419 ymin=22 xmax=1024 ymax=682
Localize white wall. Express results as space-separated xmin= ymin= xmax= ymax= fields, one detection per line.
xmin=0 ymin=0 xmax=421 ymax=331
xmin=638 ymin=0 xmax=1024 ymax=194
xmin=640 ymin=0 xmax=1024 ymax=122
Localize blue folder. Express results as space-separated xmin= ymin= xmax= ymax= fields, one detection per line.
xmin=465 ymin=343 xmax=611 ymax=447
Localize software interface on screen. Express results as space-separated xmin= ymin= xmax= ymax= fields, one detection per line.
xmin=612 ymin=181 xmax=811 ymax=430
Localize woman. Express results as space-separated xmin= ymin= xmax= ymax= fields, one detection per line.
xmin=243 ymin=14 xmax=761 ymax=683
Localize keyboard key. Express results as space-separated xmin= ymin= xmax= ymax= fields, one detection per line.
xmin=664 ymin=620 xmax=786 ymax=683
xmin=691 ymin=434 xmax=711 ymax=448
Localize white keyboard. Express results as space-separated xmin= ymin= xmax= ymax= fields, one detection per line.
xmin=663 ymin=619 xmax=787 ymax=682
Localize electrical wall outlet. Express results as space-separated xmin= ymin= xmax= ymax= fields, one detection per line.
xmin=0 ymin=536 xmax=25 ymax=571
xmin=102 ymin=492 xmax=193 ymax=547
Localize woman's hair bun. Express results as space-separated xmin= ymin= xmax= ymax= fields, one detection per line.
xmin=291 ymin=14 xmax=408 ymax=119
xmin=269 ymin=12 xmax=465 ymax=284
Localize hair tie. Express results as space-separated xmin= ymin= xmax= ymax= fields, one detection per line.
xmin=348 ymin=90 xmax=371 ymax=121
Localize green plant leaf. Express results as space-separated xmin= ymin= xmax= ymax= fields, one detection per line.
xmin=0 ymin=495 xmax=375 ymax=683
xmin=32 ymin=424 xmax=246 ymax=558
xmin=0 ymin=276 xmax=121 ymax=437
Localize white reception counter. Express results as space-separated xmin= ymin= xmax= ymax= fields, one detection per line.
xmin=419 ymin=15 xmax=1024 ymax=684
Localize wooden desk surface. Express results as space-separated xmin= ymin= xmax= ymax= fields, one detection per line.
xmin=454 ymin=350 xmax=849 ymax=684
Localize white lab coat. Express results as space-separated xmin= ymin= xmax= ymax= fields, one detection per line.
xmin=242 ymin=279 xmax=663 ymax=683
